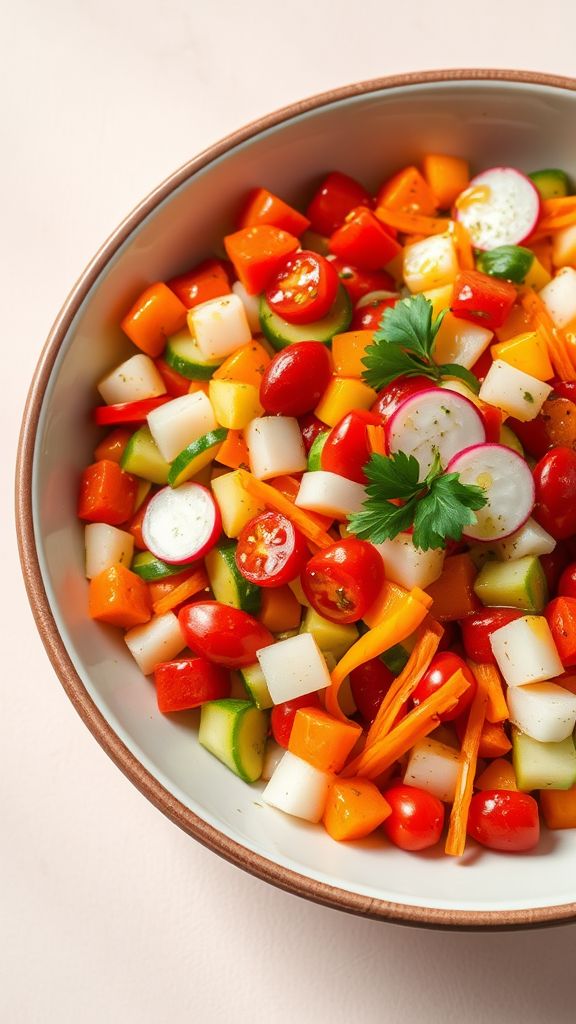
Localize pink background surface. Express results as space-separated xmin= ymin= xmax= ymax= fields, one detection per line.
xmin=3 ymin=2 xmax=576 ymax=1020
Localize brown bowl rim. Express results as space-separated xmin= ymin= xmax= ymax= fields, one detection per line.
xmin=16 ymin=67 xmax=576 ymax=930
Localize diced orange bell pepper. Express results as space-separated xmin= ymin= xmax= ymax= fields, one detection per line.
xmin=212 ymin=341 xmax=271 ymax=387
xmin=167 ymin=258 xmax=231 ymax=309
xmin=377 ymin=165 xmax=438 ymax=215
xmin=331 ymin=330 xmax=375 ymax=378
xmin=540 ymin=786 xmax=576 ymax=829
xmin=147 ymin=566 xmax=200 ymax=608
xmin=224 ymin=225 xmax=299 ymax=295
xmin=475 ymin=757 xmax=517 ymax=791
xmin=258 ymin=585 xmax=302 ymax=633
xmin=89 ymin=563 xmax=152 ymax=629
xmin=126 ymin=495 xmax=153 ymax=550
xmin=425 ymin=554 xmax=481 ymax=621
xmin=121 ymin=282 xmax=187 ymax=358
xmin=289 ymin=707 xmax=362 ymax=773
xmin=94 ymin=427 xmax=132 ymax=464
xmin=78 ymin=459 xmax=137 ymax=526
xmin=323 ymin=778 xmax=392 ymax=841
xmin=493 ymin=303 xmax=534 ymax=343
xmin=422 ymin=154 xmax=470 ymax=210
xmin=214 ymin=429 xmax=250 ymax=471
xmin=238 ymin=187 xmax=310 ymax=236
xmin=361 ymin=578 xmax=409 ymax=628
xmin=477 ymin=720 xmax=512 ymax=758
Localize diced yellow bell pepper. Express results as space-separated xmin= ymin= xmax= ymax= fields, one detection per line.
xmin=211 ymin=469 xmax=265 ymax=537
xmin=490 ymin=331 xmax=554 ymax=382
xmin=331 ymin=331 xmax=374 ymax=378
xmin=208 ymin=379 xmax=263 ymax=429
xmin=540 ymin=785 xmax=576 ymax=829
xmin=422 ymin=283 xmax=453 ymax=319
xmin=314 ymin=377 xmax=377 ymax=426
xmin=524 ymin=255 xmax=552 ymax=290
xmin=212 ymin=340 xmax=270 ymax=386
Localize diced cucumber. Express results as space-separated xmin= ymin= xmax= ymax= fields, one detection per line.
xmin=164 ymin=329 xmax=224 ymax=380
xmin=168 ymin=428 xmax=227 ymax=487
xmin=299 ymin=606 xmax=358 ymax=661
xmin=204 ymin=537 xmax=261 ymax=614
xmin=239 ymin=662 xmax=273 ymax=710
xmin=476 ymin=245 xmax=534 ymax=284
xmin=199 ymin=699 xmax=268 ymax=782
xmin=307 ymin=431 xmax=328 ymax=471
xmin=473 ymin=555 xmax=548 ymax=613
xmin=259 ymin=284 xmax=352 ymax=350
xmin=131 ymin=551 xmax=188 ymax=581
xmin=529 ymin=168 xmax=572 ymax=200
xmin=512 ymin=728 xmax=576 ymax=791
xmin=121 ymin=426 xmax=170 ymax=484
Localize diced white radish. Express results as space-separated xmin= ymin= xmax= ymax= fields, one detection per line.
xmin=493 ymin=517 xmax=556 ymax=561
xmin=374 ymin=534 xmax=445 ymax=589
xmin=232 ymin=281 xmax=261 ymax=334
xmin=97 ymin=353 xmax=167 ymax=405
xmin=147 ymin=391 xmax=217 ymax=462
xmin=261 ymin=739 xmax=286 ymax=782
xmin=386 ymin=387 xmax=486 ymax=476
xmin=539 ymin=268 xmax=576 ymax=328
xmin=454 ymin=167 xmax=541 ymax=250
xmin=489 ymin=615 xmax=564 ymax=688
xmin=446 ymin=444 xmax=535 ymax=541
xmin=403 ymin=234 xmax=459 ymax=293
xmin=355 ymin=289 xmax=398 ymax=309
xmin=188 ymin=294 xmax=251 ymax=360
xmin=124 ymin=612 xmax=186 ymax=676
xmin=142 ymin=483 xmax=221 ymax=564
xmin=507 ymin=683 xmax=576 ymax=743
xmin=84 ymin=523 xmax=134 ymax=579
xmin=433 ymin=313 xmax=493 ymax=370
xmin=478 ymin=360 xmax=552 ymax=422
xmin=552 ymin=224 xmax=576 ymax=269
xmin=262 ymin=750 xmax=331 ymax=822
xmin=244 ymin=416 xmax=307 ymax=480
xmin=256 ymin=632 xmax=331 ymax=704
xmin=403 ymin=738 xmax=461 ymax=803
xmin=295 ymin=471 xmax=366 ymax=519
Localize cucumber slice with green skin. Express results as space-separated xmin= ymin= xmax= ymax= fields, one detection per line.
xmin=131 ymin=551 xmax=189 ymax=581
xmin=529 ymin=169 xmax=572 ymax=200
xmin=121 ymin=426 xmax=170 ymax=484
xmin=199 ymin=699 xmax=268 ymax=782
xmin=239 ymin=662 xmax=273 ymax=710
xmin=476 ymin=245 xmax=534 ymax=284
xmin=512 ymin=728 xmax=576 ymax=791
xmin=307 ymin=431 xmax=329 ymax=471
xmin=259 ymin=284 xmax=352 ymax=351
xmin=164 ymin=329 xmax=224 ymax=380
xmin=204 ymin=537 xmax=261 ymax=614
xmin=473 ymin=555 xmax=548 ymax=613
xmin=168 ymin=428 xmax=227 ymax=488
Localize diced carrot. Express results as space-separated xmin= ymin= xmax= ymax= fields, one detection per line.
xmin=445 ymin=672 xmax=488 ymax=857
xmin=331 ymin=330 xmax=374 ymax=378
xmin=362 ymin=578 xmax=409 ymax=629
xmin=374 ymin=206 xmax=451 ymax=237
xmin=78 ymin=459 xmax=137 ymax=526
xmin=377 ymin=166 xmax=438 ymax=216
xmin=521 ymin=287 xmax=575 ymax=380
xmin=89 ymin=563 xmax=152 ymax=629
xmin=94 ymin=427 xmax=132 ymax=464
xmin=258 ymin=585 xmax=302 ymax=633
xmin=477 ymin=720 xmax=511 ymax=759
xmin=187 ymin=381 xmax=211 ymax=396
xmin=366 ymin=424 xmax=386 ymax=455
xmin=422 ymin=154 xmax=470 ymax=210
xmin=238 ymin=187 xmax=310 ymax=236
xmin=450 ymin=220 xmax=475 ymax=270
xmin=540 ymin=786 xmax=576 ymax=829
xmin=475 ymin=757 xmax=517 ymax=791
xmin=493 ymin=303 xmax=534 ymax=343
xmin=289 ymin=708 xmax=362 ymax=773
xmin=125 ymin=495 xmax=152 ymax=551
xmin=167 ymin=258 xmax=231 ymax=309
xmin=237 ymin=470 xmax=335 ymax=549
xmin=214 ymin=429 xmax=250 ymax=471
xmin=323 ymin=778 xmax=392 ymax=841
xmin=152 ymin=568 xmax=209 ymax=616
xmin=224 ymin=225 xmax=299 ymax=295
xmin=530 ymin=199 xmax=576 ymax=238
xmin=147 ymin=566 xmax=200 ymax=607
xmin=121 ymin=282 xmax=187 ymax=358
xmin=364 ymin=625 xmax=443 ymax=747
xmin=425 ymin=554 xmax=481 ymax=622
xmin=266 ymin=475 xmax=334 ymax=532
xmin=212 ymin=341 xmax=271 ymax=387
xmin=154 ymin=357 xmax=191 ymax=397
xmin=467 ymin=661 xmax=509 ymax=724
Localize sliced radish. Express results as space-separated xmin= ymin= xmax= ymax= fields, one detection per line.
xmin=386 ymin=387 xmax=485 ymax=476
xmin=454 ymin=167 xmax=541 ymax=250
xmin=446 ymin=444 xmax=534 ymax=541
xmin=142 ymin=483 xmax=221 ymax=564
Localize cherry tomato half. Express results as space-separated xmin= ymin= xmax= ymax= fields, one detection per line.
xmin=259 ymin=342 xmax=332 ymax=416
xmin=411 ymin=652 xmax=477 ymax=721
xmin=351 ymin=295 xmax=398 ymax=331
xmin=382 ymin=785 xmax=445 ymax=852
xmin=329 ymin=257 xmax=395 ymax=305
xmin=533 ymin=446 xmax=576 ymax=539
xmin=349 ymin=658 xmax=395 ymax=725
xmin=178 ymin=601 xmax=274 ymax=667
xmin=321 ymin=409 xmax=380 ymax=484
xmin=371 ymin=374 xmax=433 ymax=426
xmin=236 ymin=511 xmax=309 ymax=588
xmin=265 ymin=250 xmax=339 ymax=325
xmin=271 ymin=692 xmax=323 ymax=748
xmin=467 ymin=790 xmax=540 ymax=852
xmin=460 ymin=607 xmax=524 ymax=665
xmin=301 ymin=539 xmax=384 ymax=624
xmin=558 ymin=560 xmax=576 ymax=599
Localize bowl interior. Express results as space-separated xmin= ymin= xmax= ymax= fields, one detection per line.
xmin=29 ymin=76 xmax=576 ymax=923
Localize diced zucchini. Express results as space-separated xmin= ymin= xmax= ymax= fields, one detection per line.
xmin=168 ymin=428 xmax=227 ymax=487
xmin=199 ymin=699 xmax=268 ymax=782
xmin=204 ymin=537 xmax=261 ymax=614
xmin=474 ymin=555 xmax=548 ymax=613
xmin=476 ymin=245 xmax=534 ymax=284
xmin=121 ymin=426 xmax=170 ymax=484
xmin=131 ymin=551 xmax=188 ymax=581
xmin=512 ymin=728 xmax=576 ymax=791
xmin=299 ymin=606 xmax=358 ymax=661
xmin=239 ymin=662 xmax=273 ymax=710
xmin=529 ymin=168 xmax=572 ymax=200
xmin=307 ymin=431 xmax=328 ymax=471
xmin=259 ymin=284 xmax=352 ymax=350
xmin=164 ymin=329 xmax=224 ymax=380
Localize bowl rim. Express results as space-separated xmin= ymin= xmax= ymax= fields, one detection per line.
xmin=16 ymin=67 xmax=576 ymax=930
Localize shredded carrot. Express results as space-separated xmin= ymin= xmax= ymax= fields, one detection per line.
xmin=520 ymin=288 xmax=574 ymax=380
xmin=152 ymin=568 xmax=209 ymax=616
xmin=467 ymin=661 xmax=508 ymax=723
xmin=528 ymin=198 xmax=576 ymax=240
xmin=450 ymin=220 xmax=475 ymax=270
xmin=542 ymin=197 xmax=576 ymax=217
xmin=374 ymin=206 xmax=451 ymax=237
xmin=367 ymin=424 xmax=386 ymax=455
xmin=237 ymin=469 xmax=334 ymax=549
xmin=445 ymin=673 xmax=489 ymax=857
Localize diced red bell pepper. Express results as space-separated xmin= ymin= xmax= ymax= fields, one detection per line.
xmin=321 ymin=409 xmax=381 ymax=484
xmin=545 ymin=596 xmax=576 ymax=667
xmin=94 ymin=427 xmax=132 ymax=464
xmin=451 ymin=270 xmax=517 ymax=330
xmin=480 ymin=404 xmax=503 ymax=443
xmin=78 ymin=459 xmax=137 ymax=526
xmin=154 ymin=656 xmax=230 ymax=713
xmin=224 ymin=225 xmax=299 ymax=295
xmin=93 ymin=396 xmax=171 ymax=426
xmin=154 ymin=358 xmax=192 ymax=398
xmin=306 ymin=172 xmax=373 ymax=236
xmin=238 ymin=187 xmax=310 ymax=236
xmin=329 ymin=207 xmax=401 ymax=270
xmin=126 ymin=494 xmax=154 ymax=550
xmin=167 ymin=258 xmax=231 ymax=309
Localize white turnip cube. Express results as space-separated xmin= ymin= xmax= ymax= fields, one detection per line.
xmin=540 ymin=267 xmax=576 ymax=328
xmin=478 ymin=360 xmax=552 ymax=422
xmin=245 ymin=416 xmax=307 ymax=480
xmin=98 ymin=353 xmax=167 ymax=405
xmin=256 ymin=632 xmax=331 ymax=704
xmin=494 ymin=518 xmax=556 ymax=562
xmin=403 ymin=234 xmax=458 ymax=293
xmin=262 ymin=751 xmax=331 ymax=822
xmin=295 ymin=471 xmax=366 ymax=519
xmin=188 ymin=294 xmax=251 ymax=360
xmin=85 ymin=524 xmax=134 ymax=579
xmin=124 ymin=612 xmax=186 ymax=676
xmin=433 ymin=313 xmax=493 ymax=369
xmin=374 ymin=534 xmax=445 ymax=589
xmin=232 ymin=281 xmax=261 ymax=334
xmin=404 ymin=737 xmax=461 ymax=803
xmin=147 ymin=391 xmax=217 ymax=462
xmin=489 ymin=615 xmax=564 ymax=688
xmin=507 ymin=682 xmax=576 ymax=743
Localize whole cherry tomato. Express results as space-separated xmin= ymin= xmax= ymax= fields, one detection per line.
xmin=382 ymin=785 xmax=445 ymax=851
xmin=371 ymin=374 xmax=433 ymax=426
xmin=235 ymin=511 xmax=309 ymax=588
xmin=329 ymin=257 xmax=395 ymax=304
xmin=411 ymin=652 xmax=477 ymax=721
xmin=558 ymin=560 xmax=576 ymax=599
xmin=351 ymin=295 xmax=398 ymax=331
xmin=178 ymin=602 xmax=274 ymax=667
xmin=306 ymin=171 xmax=372 ymax=236
xmin=533 ymin=446 xmax=576 ymax=539
xmin=299 ymin=413 xmax=326 ymax=453
xmin=542 ymin=543 xmax=572 ymax=593
xmin=460 ymin=607 xmax=524 ymax=664
xmin=545 ymin=596 xmax=576 ymax=667
xmin=349 ymin=658 xmax=395 ymax=725
xmin=259 ymin=341 xmax=332 ymax=416
xmin=301 ymin=539 xmax=384 ymax=624
xmin=265 ymin=251 xmax=339 ymax=325
xmin=271 ymin=692 xmax=323 ymax=748
xmin=321 ymin=409 xmax=380 ymax=484
xmin=467 ymin=791 xmax=540 ymax=852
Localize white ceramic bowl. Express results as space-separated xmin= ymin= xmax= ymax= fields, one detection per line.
xmin=17 ymin=70 xmax=576 ymax=928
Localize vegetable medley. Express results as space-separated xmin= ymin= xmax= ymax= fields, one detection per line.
xmin=79 ymin=156 xmax=576 ymax=855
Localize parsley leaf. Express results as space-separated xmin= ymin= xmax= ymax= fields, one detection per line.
xmin=412 ymin=472 xmax=486 ymax=551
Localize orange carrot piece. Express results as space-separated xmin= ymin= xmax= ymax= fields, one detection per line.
xmin=377 ymin=166 xmax=438 ymax=216
xmin=520 ymin=287 xmax=574 ymax=380
xmin=238 ymin=187 xmax=310 ymax=236
xmin=94 ymin=427 xmax=132 ymax=464
xmin=212 ymin=341 xmax=271 ymax=387
xmin=121 ymin=283 xmax=187 ymax=358
xmin=167 ymin=259 xmax=231 ymax=309
xmin=237 ymin=469 xmax=334 ymax=549
xmin=475 ymin=757 xmax=517 ymax=791
xmin=540 ymin=786 xmax=576 ymax=829
xmin=367 ymin=424 xmax=386 ymax=455
xmin=224 ymin=225 xmax=299 ymax=295
xmin=289 ymin=708 xmax=362 ymax=773
xmin=365 ymin=625 xmax=443 ymax=747
xmin=374 ymin=206 xmax=450 ymax=237
xmin=450 ymin=220 xmax=475 ymax=270
xmin=331 ymin=330 xmax=374 ymax=378
xmin=258 ymin=585 xmax=302 ymax=633
xmin=467 ymin=661 xmax=508 ymax=724
xmin=478 ymin=720 xmax=512 ymax=758
xmin=214 ymin=429 xmax=250 ymax=470
xmin=362 ymin=579 xmax=409 ymax=629
xmin=422 ymin=155 xmax=469 ymax=210
xmin=89 ymin=563 xmax=152 ymax=629
xmin=152 ymin=568 xmax=209 ymax=616
xmin=187 ymin=381 xmax=210 ymax=396
xmin=323 ymin=778 xmax=392 ymax=841
xmin=445 ymin=673 xmax=488 ymax=857
xmin=147 ymin=566 xmax=199 ymax=606
xmin=265 ymin=474 xmax=333 ymax=532
xmin=425 ymin=553 xmax=481 ymax=622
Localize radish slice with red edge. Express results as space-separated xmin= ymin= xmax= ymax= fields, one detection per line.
xmin=386 ymin=387 xmax=486 ymax=476
xmin=453 ymin=167 xmax=541 ymax=251
xmin=446 ymin=443 xmax=535 ymax=541
xmin=142 ymin=483 xmax=221 ymax=564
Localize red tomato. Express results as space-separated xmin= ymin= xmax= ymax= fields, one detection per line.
xmin=558 ymin=560 xmax=576 ymax=599
xmin=411 ymin=652 xmax=477 ymax=721
xmin=299 ymin=413 xmax=326 ymax=453
xmin=93 ymin=396 xmax=170 ymax=426
xmin=371 ymin=375 xmax=434 ymax=426
xmin=469 ymin=346 xmax=494 ymax=382
xmin=460 ymin=607 xmax=524 ymax=664
xmin=329 ymin=257 xmax=395 ymax=305
xmin=155 ymin=358 xmax=192 ymax=398
xmin=506 ymin=413 xmax=552 ymax=460
xmin=154 ymin=657 xmax=230 ymax=713
xmin=382 ymin=785 xmax=445 ymax=851
xmin=271 ymin=692 xmax=323 ymax=748
xmin=235 ymin=511 xmax=309 ymax=588
xmin=265 ymin=251 xmax=339 ymax=325
xmin=467 ymin=791 xmax=540 ymax=852
xmin=481 ymin=404 xmax=502 ymax=444
xmin=451 ymin=270 xmax=517 ymax=330
xmin=301 ymin=539 xmax=384 ymax=624
xmin=259 ymin=342 xmax=332 ymax=416
xmin=306 ymin=171 xmax=372 ymax=236
xmin=351 ymin=295 xmax=398 ymax=331
xmin=545 ymin=596 xmax=576 ymax=667
xmin=178 ymin=602 xmax=274 ymax=667
xmin=321 ymin=409 xmax=380 ymax=484
xmin=329 ymin=207 xmax=401 ymax=270
xmin=533 ymin=447 xmax=576 ymax=539
xmin=349 ymin=658 xmax=395 ymax=724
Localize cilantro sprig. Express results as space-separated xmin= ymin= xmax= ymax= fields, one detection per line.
xmin=348 ymin=451 xmax=487 ymax=551
xmin=361 ymin=294 xmax=480 ymax=393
